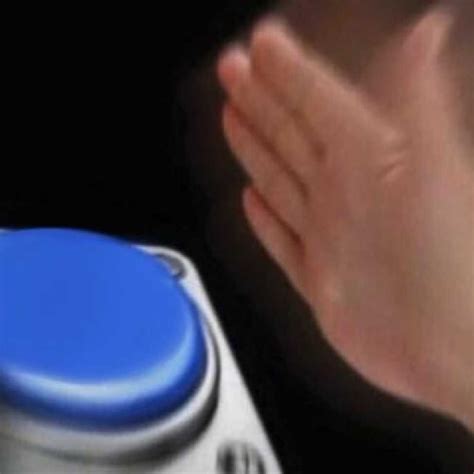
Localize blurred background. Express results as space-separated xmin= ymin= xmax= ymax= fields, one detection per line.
xmin=2 ymin=0 xmax=473 ymax=472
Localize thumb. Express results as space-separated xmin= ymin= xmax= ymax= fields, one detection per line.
xmin=363 ymin=8 xmax=456 ymax=138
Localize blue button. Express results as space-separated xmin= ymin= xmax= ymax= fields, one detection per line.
xmin=0 ymin=228 xmax=207 ymax=429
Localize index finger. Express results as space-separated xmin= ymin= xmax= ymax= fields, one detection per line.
xmin=250 ymin=21 xmax=395 ymax=147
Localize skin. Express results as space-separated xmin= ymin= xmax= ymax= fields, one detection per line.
xmin=217 ymin=9 xmax=474 ymax=431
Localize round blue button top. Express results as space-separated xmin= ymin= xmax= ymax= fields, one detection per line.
xmin=0 ymin=229 xmax=207 ymax=429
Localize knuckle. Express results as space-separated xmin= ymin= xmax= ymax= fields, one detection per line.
xmin=379 ymin=124 xmax=406 ymax=153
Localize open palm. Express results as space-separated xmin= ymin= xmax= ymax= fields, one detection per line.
xmin=218 ymin=10 xmax=474 ymax=428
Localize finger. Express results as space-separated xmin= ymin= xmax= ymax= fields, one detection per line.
xmin=392 ymin=10 xmax=458 ymax=154
xmin=364 ymin=9 xmax=454 ymax=127
xmin=364 ymin=8 xmax=459 ymax=172
xmin=250 ymin=20 xmax=396 ymax=148
xmin=223 ymin=103 xmax=308 ymax=236
xmin=243 ymin=186 xmax=306 ymax=296
xmin=217 ymin=46 xmax=321 ymax=183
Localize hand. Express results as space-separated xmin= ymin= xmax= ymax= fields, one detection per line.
xmin=217 ymin=10 xmax=474 ymax=429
